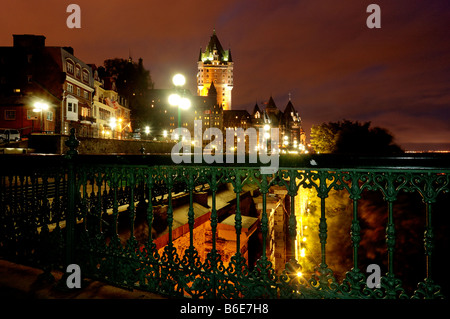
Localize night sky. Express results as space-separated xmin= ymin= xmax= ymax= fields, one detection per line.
xmin=1 ymin=0 xmax=449 ymax=149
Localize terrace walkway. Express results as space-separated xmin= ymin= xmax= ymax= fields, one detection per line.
xmin=0 ymin=259 xmax=165 ymax=299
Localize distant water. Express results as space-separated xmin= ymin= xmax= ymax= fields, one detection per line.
xmin=402 ymin=142 xmax=450 ymax=152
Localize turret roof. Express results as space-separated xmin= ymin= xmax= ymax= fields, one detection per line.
xmin=283 ymin=100 xmax=296 ymax=114
xmin=199 ymin=29 xmax=232 ymax=63
xmin=252 ymin=103 xmax=261 ymax=116
xmin=208 ymin=82 xmax=217 ymax=96
xmin=266 ymin=96 xmax=277 ymax=109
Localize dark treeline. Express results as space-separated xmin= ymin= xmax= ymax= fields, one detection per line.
xmin=306 ymin=120 xmax=449 ymax=296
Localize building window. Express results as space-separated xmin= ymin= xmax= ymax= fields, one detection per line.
xmin=82 ymin=70 xmax=89 ymax=83
xmin=81 ymin=107 xmax=89 ymax=117
xmin=67 ymin=83 xmax=73 ymax=93
xmin=83 ymin=90 xmax=89 ymax=99
xmin=47 ymin=111 xmax=53 ymax=121
xmin=4 ymin=110 xmax=16 ymax=121
xmin=99 ymin=108 xmax=110 ymax=120
xmin=76 ymin=67 xmax=81 ymax=79
xmin=27 ymin=110 xmax=38 ymax=120
xmin=66 ymin=98 xmax=79 ymax=121
xmin=67 ymin=62 xmax=74 ymax=74
xmin=77 ymin=87 xmax=81 ymax=96
xmin=67 ymin=101 xmax=77 ymax=113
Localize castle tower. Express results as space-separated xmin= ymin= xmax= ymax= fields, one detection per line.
xmin=197 ymin=29 xmax=233 ymax=110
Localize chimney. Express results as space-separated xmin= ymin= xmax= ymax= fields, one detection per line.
xmin=13 ymin=34 xmax=46 ymax=48
xmin=63 ymin=47 xmax=74 ymax=55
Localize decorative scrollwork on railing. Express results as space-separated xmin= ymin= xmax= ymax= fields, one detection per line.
xmin=1 ymin=149 xmax=449 ymax=299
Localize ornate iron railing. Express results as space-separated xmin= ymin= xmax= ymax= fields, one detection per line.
xmin=0 ymin=130 xmax=449 ymax=299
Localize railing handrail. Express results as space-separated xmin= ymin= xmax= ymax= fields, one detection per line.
xmin=1 ymin=153 xmax=450 ymax=171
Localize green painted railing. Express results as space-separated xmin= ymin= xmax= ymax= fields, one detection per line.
xmin=0 ymin=130 xmax=449 ymax=299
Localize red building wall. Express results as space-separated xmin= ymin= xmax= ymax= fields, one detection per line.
xmin=0 ymin=104 xmax=56 ymax=136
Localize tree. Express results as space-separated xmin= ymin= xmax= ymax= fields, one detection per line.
xmin=310 ymin=122 xmax=339 ymax=153
xmin=310 ymin=120 xmax=403 ymax=155
xmin=102 ymin=58 xmax=154 ymax=130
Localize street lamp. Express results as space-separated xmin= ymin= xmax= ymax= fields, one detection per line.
xmin=110 ymin=117 xmax=116 ymax=139
xmin=172 ymin=73 xmax=186 ymax=87
xmin=168 ymin=74 xmax=190 ymax=137
xmin=33 ymin=102 xmax=49 ymax=132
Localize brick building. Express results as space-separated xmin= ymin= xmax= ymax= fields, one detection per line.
xmin=0 ymin=34 xmax=94 ymax=138
xmin=91 ymin=65 xmax=131 ymax=139
xmin=0 ymin=34 xmax=132 ymax=143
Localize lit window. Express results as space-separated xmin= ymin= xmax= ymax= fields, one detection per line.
xmin=27 ymin=110 xmax=38 ymax=120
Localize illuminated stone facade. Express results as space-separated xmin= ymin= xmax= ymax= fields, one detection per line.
xmin=197 ymin=30 xmax=233 ymax=110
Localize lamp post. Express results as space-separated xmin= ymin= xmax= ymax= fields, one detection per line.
xmin=33 ymin=102 xmax=49 ymax=133
xmin=168 ymin=74 xmax=190 ymax=140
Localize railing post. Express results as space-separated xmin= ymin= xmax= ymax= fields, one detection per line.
xmin=412 ymin=173 xmax=445 ymax=299
xmin=424 ymin=203 xmax=434 ymax=280
xmin=58 ymin=128 xmax=79 ymax=289
xmin=283 ymin=170 xmax=302 ymax=283
xmin=375 ymin=172 xmax=406 ymax=299
xmin=206 ymin=168 xmax=220 ymax=298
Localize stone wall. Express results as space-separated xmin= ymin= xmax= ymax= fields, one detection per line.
xmin=253 ymin=186 xmax=289 ymax=275
xmin=29 ymin=134 xmax=175 ymax=155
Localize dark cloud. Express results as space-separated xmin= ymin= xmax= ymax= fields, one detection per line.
xmin=1 ymin=0 xmax=449 ymax=147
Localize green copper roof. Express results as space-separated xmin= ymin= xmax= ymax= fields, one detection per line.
xmin=199 ymin=30 xmax=232 ymax=63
